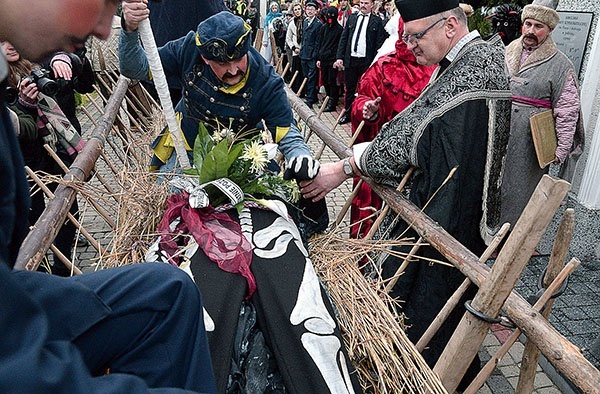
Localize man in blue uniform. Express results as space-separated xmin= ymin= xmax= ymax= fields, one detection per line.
xmin=0 ymin=0 xmax=216 ymax=393
xmin=119 ymin=5 xmax=319 ymax=182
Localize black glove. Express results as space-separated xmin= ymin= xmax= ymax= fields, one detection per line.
xmin=283 ymin=155 xmax=320 ymax=181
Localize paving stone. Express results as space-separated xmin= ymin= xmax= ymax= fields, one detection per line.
xmin=507 ymin=376 xmax=519 ymax=390
xmin=534 ymin=386 xmax=563 ymax=394
xmin=485 ymin=374 xmax=514 ymax=394
xmin=534 ymin=371 xmax=555 ymax=388
xmin=499 ymin=364 xmax=520 ymax=378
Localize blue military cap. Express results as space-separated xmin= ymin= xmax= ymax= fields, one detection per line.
xmin=196 ymin=11 xmax=252 ymax=62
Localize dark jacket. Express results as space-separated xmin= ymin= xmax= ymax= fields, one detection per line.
xmin=317 ymin=20 xmax=343 ymax=62
xmin=41 ymin=52 xmax=95 ymax=133
xmin=148 ymin=0 xmax=228 ymax=46
xmin=299 ymin=17 xmax=322 ymax=61
xmin=336 ymin=13 xmax=387 ymax=66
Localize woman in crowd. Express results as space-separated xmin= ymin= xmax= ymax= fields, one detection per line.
xmin=2 ymin=41 xmax=82 ymax=276
xmin=285 ymin=1 xmax=305 ymax=93
xmin=262 ymin=1 xmax=283 ymax=64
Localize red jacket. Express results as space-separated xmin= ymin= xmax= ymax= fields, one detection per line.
xmin=349 ymin=17 xmax=435 ymax=240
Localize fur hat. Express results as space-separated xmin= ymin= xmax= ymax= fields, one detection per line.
xmin=522 ymin=0 xmax=560 ymax=30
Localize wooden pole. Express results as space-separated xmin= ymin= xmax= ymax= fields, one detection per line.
xmin=415 ymin=222 xmax=510 ymax=352
xmin=316 ymin=96 xmax=330 ymax=118
xmin=289 ymin=70 xmax=299 ymax=90
xmin=334 ymin=179 xmax=363 ymax=227
xmin=433 ymin=176 xmax=570 ymax=393
xmin=281 ymin=61 xmax=291 ymax=80
xmin=296 ymin=77 xmax=308 ymax=99
xmin=516 ymin=208 xmax=575 ymax=393
xmin=463 ymin=257 xmax=581 ymax=394
xmin=42 ymin=145 xmax=118 ymax=222
xmin=15 ymin=76 xmax=130 ymax=271
xmin=43 ymin=145 xmax=119 ymax=200
xmin=254 ymin=29 xmax=264 ymax=51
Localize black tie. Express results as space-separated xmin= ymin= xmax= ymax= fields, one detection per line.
xmin=353 ymin=14 xmax=366 ymax=52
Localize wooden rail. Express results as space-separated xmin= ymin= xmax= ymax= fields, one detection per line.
xmin=15 ymin=76 xmax=131 ymax=271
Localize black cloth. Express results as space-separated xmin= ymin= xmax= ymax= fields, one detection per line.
xmin=342 ymin=60 xmax=370 ymax=112
xmin=317 ymin=19 xmax=343 ymax=62
xmin=395 ymin=0 xmax=459 ymax=22
xmin=188 ymin=208 xmax=362 ymax=394
xmin=42 ymin=52 xmax=95 ymax=133
xmin=336 ymin=13 xmax=387 ymax=114
xmin=0 ymin=97 xmax=30 ymax=267
xmin=1 ymin=87 xmax=217 ymax=393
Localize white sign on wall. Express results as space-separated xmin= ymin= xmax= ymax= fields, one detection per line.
xmin=552 ymin=11 xmax=594 ymax=77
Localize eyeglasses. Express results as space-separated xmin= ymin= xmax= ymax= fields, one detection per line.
xmin=401 ymin=18 xmax=447 ymax=45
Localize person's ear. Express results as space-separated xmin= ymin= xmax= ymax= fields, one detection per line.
xmin=445 ymin=16 xmax=458 ymax=38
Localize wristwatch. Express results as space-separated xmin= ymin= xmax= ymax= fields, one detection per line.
xmin=343 ymin=158 xmax=355 ymax=176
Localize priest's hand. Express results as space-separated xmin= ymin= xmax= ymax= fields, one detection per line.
xmin=299 ymin=161 xmax=346 ymax=202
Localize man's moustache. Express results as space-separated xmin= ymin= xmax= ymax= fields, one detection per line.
xmin=523 ymin=33 xmax=538 ymax=44
xmin=223 ymin=71 xmax=244 ymax=79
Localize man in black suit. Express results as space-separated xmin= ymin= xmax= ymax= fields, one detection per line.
xmin=334 ymin=0 xmax=387 ymax=124
xmin=300 ymin=0 xmax=323 ymax=106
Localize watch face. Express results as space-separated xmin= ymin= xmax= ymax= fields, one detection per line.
xmin=343 ymin=159 xmax=353 ymax=175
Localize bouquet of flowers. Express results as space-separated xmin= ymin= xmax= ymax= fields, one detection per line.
xmin=181 ymin=121 xmax=300 ymax=209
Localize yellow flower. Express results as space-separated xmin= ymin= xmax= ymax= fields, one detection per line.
xmin=241 ymin=140 xmax=269 ymax=173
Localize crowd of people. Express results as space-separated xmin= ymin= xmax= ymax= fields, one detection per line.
xmin=0 ymin=0 xmax=585 ymax=393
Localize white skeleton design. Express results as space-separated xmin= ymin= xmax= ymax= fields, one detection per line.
xmin=146 ymin=202 xmax=355 ymax=393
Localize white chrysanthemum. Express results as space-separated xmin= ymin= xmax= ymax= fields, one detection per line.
xmin=211 ymin=129 xmax=223 ymax=142
xmin=241 ymin=140 xmax=269 ymax=173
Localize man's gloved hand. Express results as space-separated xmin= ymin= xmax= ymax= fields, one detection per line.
xmin=283 ymin=155 xmax=320 ymax=181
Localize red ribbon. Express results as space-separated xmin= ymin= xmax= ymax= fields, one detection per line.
xmin=157 ymin=192 xmax=256 ymax=298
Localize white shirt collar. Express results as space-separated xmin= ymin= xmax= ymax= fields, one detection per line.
xmin=446 ymin=30 xmax=481 ymax=63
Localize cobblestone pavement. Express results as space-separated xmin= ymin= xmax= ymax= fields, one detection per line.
xmin=69 ymin=95 xmax=600 ymax=393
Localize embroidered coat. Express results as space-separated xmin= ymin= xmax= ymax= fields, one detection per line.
xmin=358 ymin=35 xmax=512 ymax=374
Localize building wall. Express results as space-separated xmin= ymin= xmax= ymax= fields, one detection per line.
xmin=537 ymin=1 xmax=600 ymax=259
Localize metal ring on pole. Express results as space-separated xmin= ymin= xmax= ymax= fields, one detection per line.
xmin=464 ymin=300 xmax=502 ymax=324
xmin=537 ymin=266 xmax=570 ymax=299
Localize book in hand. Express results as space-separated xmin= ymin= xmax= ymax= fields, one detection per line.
xmin=530 ymin=109 xmax=557 ymax=168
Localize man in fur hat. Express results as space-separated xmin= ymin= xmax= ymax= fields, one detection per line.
xmin=300 ymin=0 xmax=512 ymax=389
xmin=500 ymin=0 xmax=584 ymax=228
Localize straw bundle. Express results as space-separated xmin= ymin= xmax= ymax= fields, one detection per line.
xmin=309 ymin=228 xmax=448 ymax=394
